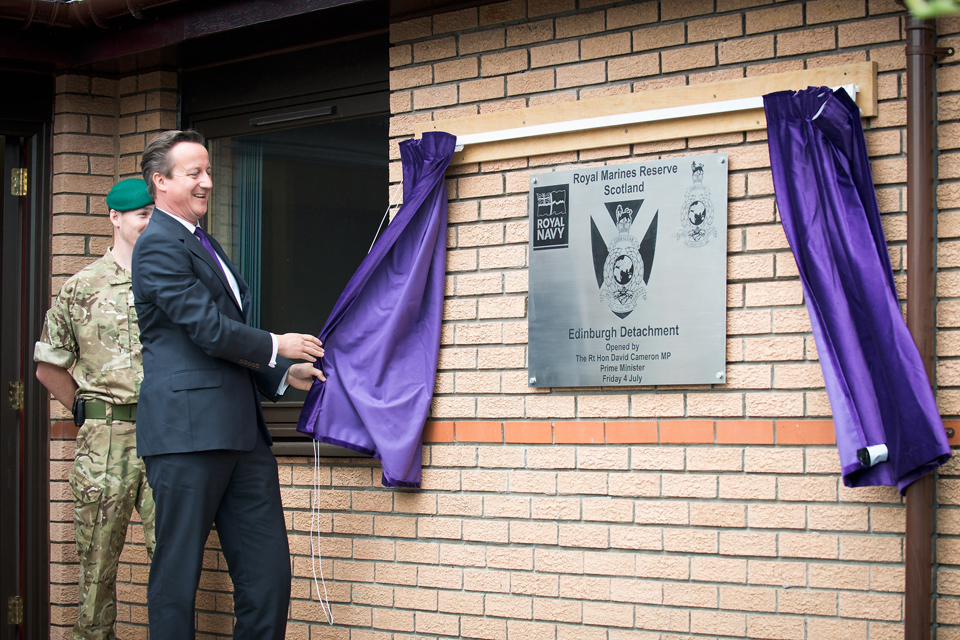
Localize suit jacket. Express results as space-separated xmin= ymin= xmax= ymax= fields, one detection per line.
xmin=131 ymin=209 xmax=291 ymax=457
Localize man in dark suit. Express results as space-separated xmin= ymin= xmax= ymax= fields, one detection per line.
xmin=131 ymin=130 xmax=325 ymax=640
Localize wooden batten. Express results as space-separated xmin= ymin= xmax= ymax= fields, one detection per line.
xmin=416 ymin=62 xmax=878 ymax=165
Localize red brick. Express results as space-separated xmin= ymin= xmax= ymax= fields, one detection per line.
xmin=776 ymin=420 xmax=836 ymax=445
xmin=605 ymin=421 xmax=657 ymax=443
xmin=554 ymin=421 xmax=603 ymax=443
xmin=505 ymin=421 xmax=552 ymax=443
xmin=424 ymin=421 xmax=454 ymax=443
xmin=660 ymin=420 xmax=714 ymax=443
xmin=716 ymin=420 xmax=774 ymax=444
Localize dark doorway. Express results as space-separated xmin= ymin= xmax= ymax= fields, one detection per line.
xmin=0 ymin=128 xmax=51 ymax=639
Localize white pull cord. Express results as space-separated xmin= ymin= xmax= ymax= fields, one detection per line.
xmin=312 ymin=182 xmax=403 ymax=619
xmin=311 ymin=439 xmax=334 ymax=624
xmin=368 ymin=181 xmax=404 ymax=254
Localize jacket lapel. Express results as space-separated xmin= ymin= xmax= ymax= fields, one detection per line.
xmin=154 ymin=210 xmax=245 ymax=314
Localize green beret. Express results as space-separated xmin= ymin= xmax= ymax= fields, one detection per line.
xmin=106 ymin=178 xmax=153 ymax=212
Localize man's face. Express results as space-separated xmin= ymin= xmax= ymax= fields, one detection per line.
xmin=153 ymin=141 xmax=212 ymax=225
xmin=112 ymin=205 xmax=154 ymax=250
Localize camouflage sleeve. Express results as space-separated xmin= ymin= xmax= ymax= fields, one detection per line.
xmin=34 ymin=280 xmax=78 ymax=369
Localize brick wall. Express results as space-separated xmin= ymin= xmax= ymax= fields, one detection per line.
xmin=48 ymin=70 xmax=177 ymax=640
xmin=324 ymin=0 xmax=950 ymax=637
xmin=43 ymin=1 xmax=960 ymax=638
xmin=270 ymin=433 xmax=910 ymax=640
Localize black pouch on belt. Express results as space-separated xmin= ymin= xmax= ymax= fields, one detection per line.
xmin=72 ymin=396 xmax=85 ymax=429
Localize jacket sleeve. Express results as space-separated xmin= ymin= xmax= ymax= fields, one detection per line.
xmin=132 ymin=230 xmax=274 ymax=369
xmin=254 ymin=354 xmax=294 ymax=403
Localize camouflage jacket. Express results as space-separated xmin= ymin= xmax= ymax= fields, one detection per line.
xmin=34 ymin=249 xmax=141 ymax=405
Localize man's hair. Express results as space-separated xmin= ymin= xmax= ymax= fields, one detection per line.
xmin=141 ymin=130 xmax=206 ymax=197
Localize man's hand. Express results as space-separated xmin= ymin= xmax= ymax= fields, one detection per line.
xmin=277 ymin=333 xmax=324 ymax=362
xmin=285 ymin=362 xmax=326 ymax=391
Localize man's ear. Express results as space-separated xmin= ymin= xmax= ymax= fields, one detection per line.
xmin=109 ymin=209 xmax=121 ymax=230
xmin=152 ymin=172 xmax=165 ymax=194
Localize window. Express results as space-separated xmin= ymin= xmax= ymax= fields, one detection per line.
xmin=207 ymin=116 xmax=389 ymax=373
xmin=184 ymin=33 xmax=390 ymax=452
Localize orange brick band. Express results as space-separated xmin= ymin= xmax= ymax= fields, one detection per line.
xmin=428 ymin=420 xmax=960 ymax=446
xmin=426 ymin=419 xmax=886 ymax=446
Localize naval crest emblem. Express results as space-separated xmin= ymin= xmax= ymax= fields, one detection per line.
xmin=591 ymin=200 xmax=658 ymax=319
xmin=677 ymin=161 xmax=717 ymax=248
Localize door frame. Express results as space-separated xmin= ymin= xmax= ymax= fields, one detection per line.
xmin=0 ymin=120 xmax=51 ymax=639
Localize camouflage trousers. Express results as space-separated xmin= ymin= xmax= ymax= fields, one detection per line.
xmin=70 ymin=419 xmax=156 ymax=640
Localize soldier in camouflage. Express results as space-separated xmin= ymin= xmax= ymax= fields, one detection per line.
xmin=35 ymin=178 xmax=156 ymax=640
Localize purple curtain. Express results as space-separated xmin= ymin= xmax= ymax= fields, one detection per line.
xmin=764 ymin=87 xmax=950 ymax=492
xmin=297 ymin=131 xmax=456 ymax=487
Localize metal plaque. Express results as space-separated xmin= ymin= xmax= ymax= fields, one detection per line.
xmin=528 ymin=153 xmax=728 ymax=388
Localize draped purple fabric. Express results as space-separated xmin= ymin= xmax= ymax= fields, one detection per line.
xmin=763 ymin=87 xmax=950 ymax=493
xmin=297 ymin=131 xmax=456 ymax=487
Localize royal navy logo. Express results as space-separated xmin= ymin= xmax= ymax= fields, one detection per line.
xmin=677 ymin=161 xmax=717 ymax=248
xmin=533 ymin=184 xmax=569 ymax=250
xmin=590 ymin=200 xmax=658 ymax=319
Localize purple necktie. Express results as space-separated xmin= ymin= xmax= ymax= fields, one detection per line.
xmin=193 ymin=227 xmax=227 ymax=280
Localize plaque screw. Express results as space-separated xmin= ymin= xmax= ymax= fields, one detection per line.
xmin=529 ymin=377 xmax=537 ymax=384
xmin=716 ymin=372 xmax=724 ymax=379
xmin=532 ymin=178 xmax=538 ymax=184
xmin=719 ymin=157 xmax=726 ymax=164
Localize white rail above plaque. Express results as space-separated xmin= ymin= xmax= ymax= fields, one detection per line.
xmin=415 ymin=62 xmax=877 ymax=165
xmin=453 ymin=85 xmax=858 ymax=152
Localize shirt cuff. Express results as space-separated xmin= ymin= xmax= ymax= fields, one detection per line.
xmin=269 ymin=333 xmax=278 ymax=368
xmin=277 ymin=367 xmax=291 ymax=396
xmin=34 ymin=342 xmax=76 ymax=369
